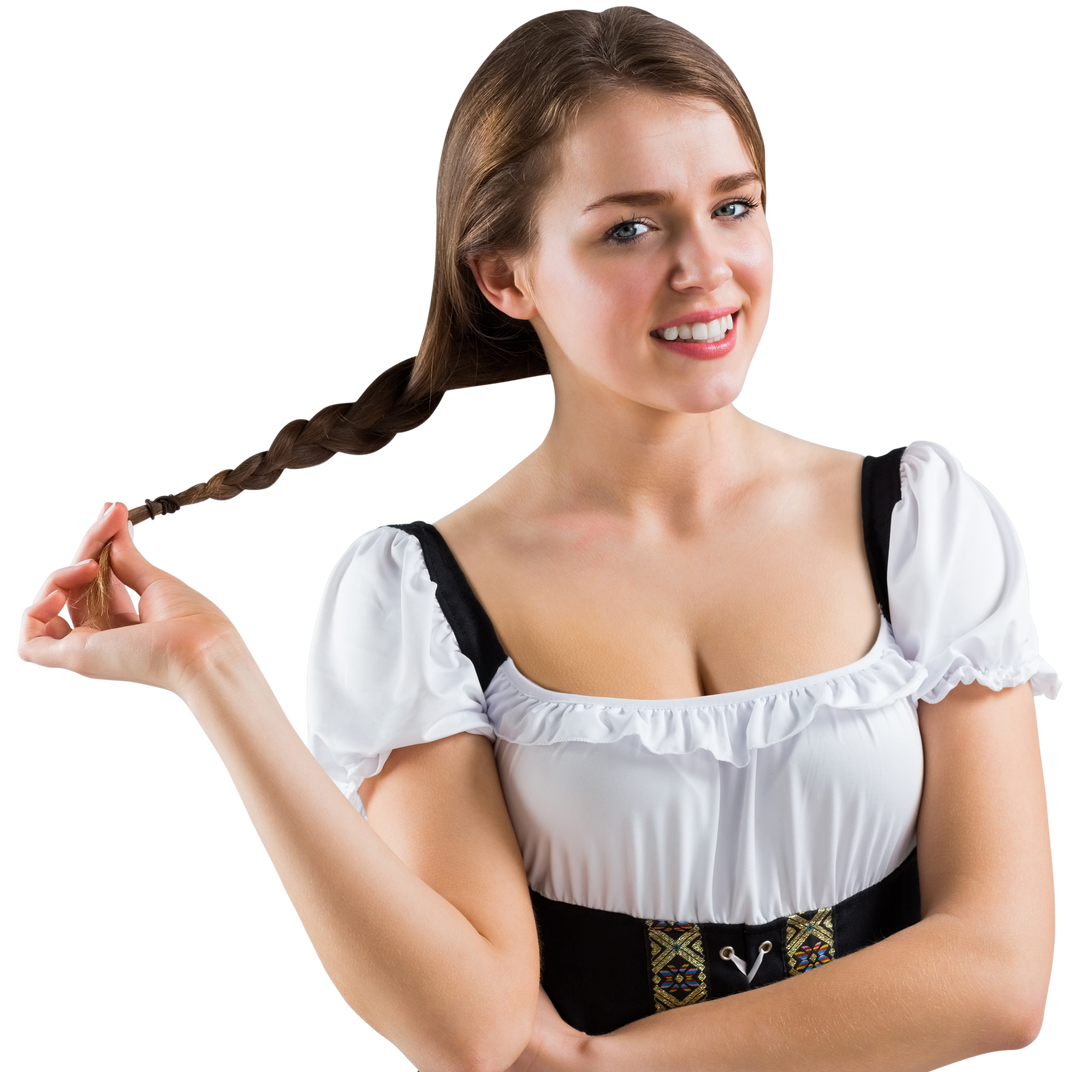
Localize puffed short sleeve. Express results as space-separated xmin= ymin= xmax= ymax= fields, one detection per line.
xmin=887 ymin=442 xmax=1060 ymax=704
xmin=306 ymin=526 xmax=492 ymax=810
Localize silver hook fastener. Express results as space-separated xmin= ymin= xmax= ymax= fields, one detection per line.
xmin=720 ymin=940 xmax=773 ymax=984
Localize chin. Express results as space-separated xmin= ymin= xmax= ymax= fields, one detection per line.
xmin=660 ymin=370 xmax=749 ymax=415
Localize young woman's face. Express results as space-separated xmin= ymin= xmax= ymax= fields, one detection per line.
xmin=521 ymin=91 xmax=773 ymax=416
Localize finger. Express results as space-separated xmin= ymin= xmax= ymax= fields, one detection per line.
xmin=65 ymin=504 xmax=137 ymax=628
xmin=66 ymin=557 xmax=131 ymax=632
xmin=19 ymin=620 xmax=87 ymax=671
xmin=19 ymin=590 xmax=73 ymax=663
xmin=25 ymin=570 xmax=93 ymax=634
xmin=19 ymin=589 xmax=116 ymax=673
xmin=26 ymin=552 xmax=99 ymax=608
xmin=32 ymin=560 xmax=96 ymax=605
xmin=69 ymin=502 xmax=128 ymax=566
xmin=106 ymin=505 xmax=177 ymax=597
xmin=29 ymin=588 xmax=79 ymax=639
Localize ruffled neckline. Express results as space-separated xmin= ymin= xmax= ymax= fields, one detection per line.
xmin=501 ymin=614 xmax=902 ymax=709
xmin=486 ymin=615 xmax=927 ymax=767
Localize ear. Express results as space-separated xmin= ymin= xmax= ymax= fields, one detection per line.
xmin=467 ymin=253 xmax=538 ymax=320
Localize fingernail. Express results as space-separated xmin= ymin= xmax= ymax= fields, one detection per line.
xmin=99 ymin=503 xmax=110 ymax=517
xmin=78 ymin=558 xmax=96 ymax=567
xmin=127 ymin=521 xmax=135 ymax=540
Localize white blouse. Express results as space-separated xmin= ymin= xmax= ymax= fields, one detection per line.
xmin=307 ymin=442 xmax=1059 ymax=926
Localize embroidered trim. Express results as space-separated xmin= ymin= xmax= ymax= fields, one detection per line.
xmin=785 ymin=907 xmax=835 ymax=975
xmin=646 ymin=921 xmax=707 ymax=1011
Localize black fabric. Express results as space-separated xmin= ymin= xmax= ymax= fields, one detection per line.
xmin=389 ymin=522 xmax=507 ymax=691
xmin=532 ymin=850 xmax=920 ymax=1035
xmin=861 ymin=447 xmax=907 ymax=622
xmin=833 ymin=848 xmax=921 ymax=955
xmin=528 ymin=891 xmax=656 ymax=1035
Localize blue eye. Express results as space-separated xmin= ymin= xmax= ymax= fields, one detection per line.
xmin=714 ymin=199 xmax=754 ymax=219
xmin=608 ymin=219 xmax=650 ymax=242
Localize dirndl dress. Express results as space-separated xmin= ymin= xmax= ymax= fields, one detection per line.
xmin=307 ymin=442 xmax=1059 ymax=1033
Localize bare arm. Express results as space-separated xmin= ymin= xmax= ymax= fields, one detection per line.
xmin=186 ymin=654 xmax=539 ymax=1072
xmin=19 ymin=505 xmax=539 ymax=1072
xmin=518 ymin=681 xmax=1053 ymax=1072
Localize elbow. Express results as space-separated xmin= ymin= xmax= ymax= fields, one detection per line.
xmin=362 ymin=1026 xmax=530 ymax=1072
xmin=925 ymin=905 xmax=1052 ymax=1056
xmin=1009 ymin=1010 xmax=1045 ymax=1052
xmin=408 ymin=1006 xmax=535 ymax=1072
xmin=444 ymin=1001 xmax=533 ymax=1070
xmin=978 ymin=963 xmax=1050 ymax=1053
xmin=991 ymin=989 xmax=1047 ymax=1052
xmin=350 ymin=1017 xmax=532 ymax=1072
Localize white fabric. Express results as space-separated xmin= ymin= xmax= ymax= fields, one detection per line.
xmin=307 ymin=441 xmax=1059 ymax=924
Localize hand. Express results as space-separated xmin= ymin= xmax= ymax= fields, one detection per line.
xmin=507 ymin=989 xmax=592 ymax=1072
xmin=19 ymin=502 xmax=242 ymax=695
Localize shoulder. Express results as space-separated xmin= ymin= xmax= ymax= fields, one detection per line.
xmin=321 ymin=524 xmax=427 ymax=587
xmin=316 ymin=522 xmax=476 ymax=622
xmin=897 ymin=440 xmax=980 ymax=497
xmin=885 ymin=436 xmax=1010 ymax=565
xmin=745 ymin=425 xmax=865 ymax=501
xmin=883 ymin=442 xmax=1060 ymax=702
xmin=743 ymin=429 xmax=867 ymax=544
xmin=308 ymin=524 xmax=495 ymax=806
xmin=310 ymin=524 xmax=455 ymax=691
xmin=434 ymin=459 xmax=532 ymax=554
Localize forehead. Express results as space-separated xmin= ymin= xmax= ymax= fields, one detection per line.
xmin=552 ymin=91 xmax=753 ymax=207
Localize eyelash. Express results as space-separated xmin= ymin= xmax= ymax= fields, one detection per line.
xmin=604 ymin=197 xmax=760 ymax=245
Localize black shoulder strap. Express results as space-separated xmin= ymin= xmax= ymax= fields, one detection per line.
xmin=860 ymin=447 xmax=907 ymax=623
xmin=397 ymin=462 xmax=908 ymax=678
xmin=389 ymin=522 xmax=507 ymax=690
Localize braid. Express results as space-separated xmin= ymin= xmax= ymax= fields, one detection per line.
xmin=81 ymin=6 xmax=752 ymax=625
xmin=129 ymin=357 xmax=435 ymax=524
xmin=83 ymin=351 xmax=547 ymax=626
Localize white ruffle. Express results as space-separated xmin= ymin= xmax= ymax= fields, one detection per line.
xmin=888 ymin=442 xmax=1061 ymax=705
xmin=307 ymin=527 xmax=492 ymax=809
xmin=486 ymin=619 xmax=926 ymax=767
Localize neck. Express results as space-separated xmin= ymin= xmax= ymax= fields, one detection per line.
xmin=527 ymin=379 xmax=760 ymax=527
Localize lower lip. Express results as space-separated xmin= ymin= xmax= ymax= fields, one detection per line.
xmin=652 ymin=318 xmax=738 ymax=361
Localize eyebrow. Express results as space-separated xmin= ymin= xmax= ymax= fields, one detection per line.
xmin=582 ymin=171 xmax=762 ymax=214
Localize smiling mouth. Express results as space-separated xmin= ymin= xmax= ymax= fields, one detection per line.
xmin=651 ymin=313 xmax=734 ymax=342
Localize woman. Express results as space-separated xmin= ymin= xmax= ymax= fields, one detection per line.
xmin=19 ymin=8 xmax=1057 ymax=1071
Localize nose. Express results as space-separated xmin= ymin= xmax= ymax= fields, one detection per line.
xmin=668 ymin=224 xmax=733 ymax=294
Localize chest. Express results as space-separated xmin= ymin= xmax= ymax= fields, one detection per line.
xmin=444 ymin=473 xmax=882 ymax=699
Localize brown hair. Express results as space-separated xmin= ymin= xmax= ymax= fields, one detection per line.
xmin=88 ymin=6 xmax=765 ymax=622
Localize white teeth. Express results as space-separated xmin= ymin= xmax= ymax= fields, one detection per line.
xmin=656 ymin=314 xmax=736 ymax=342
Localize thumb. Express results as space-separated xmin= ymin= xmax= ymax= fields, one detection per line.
xmin=104 ymin=507 xmax=169 ymax=595
xmin=105 ymin=507 xmax=227 ymax=621
xmin=77 ymin=500 xmax=169 ymax=626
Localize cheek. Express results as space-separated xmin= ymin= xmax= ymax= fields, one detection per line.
xmin=733 ymin=229 xmax=773 ymax=301
xmin=536 ymin=250 xmax=658 ymax=344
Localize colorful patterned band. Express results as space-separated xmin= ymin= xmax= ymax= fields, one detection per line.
xmin=532 ymin=849 xmax=919 ymax=1035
